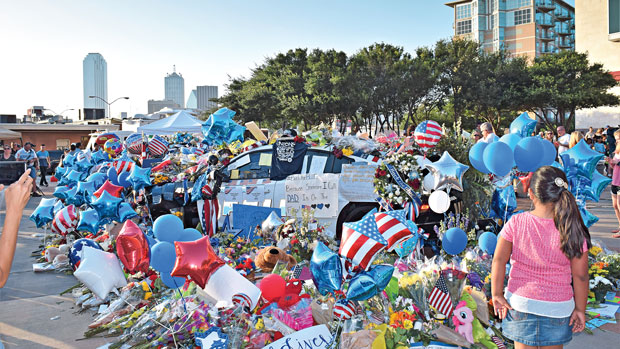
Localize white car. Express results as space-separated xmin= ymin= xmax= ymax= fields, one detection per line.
xmin=217 ymin=145 xmax=380 ymax=238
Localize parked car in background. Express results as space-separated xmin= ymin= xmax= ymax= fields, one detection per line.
xmin=49 ymin=149 xmax=65 ymax=172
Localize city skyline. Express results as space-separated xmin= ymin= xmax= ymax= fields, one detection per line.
xmin=0 ymin=0 xmax=574 ymax=120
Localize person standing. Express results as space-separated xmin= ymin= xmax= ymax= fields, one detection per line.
xmin=37 ymin=144 xmax=50 ymax=187
xmin=478 ymin=122 xmax=499 ymax=143
xmin=568 ymin=131 xmax=584 ymax=149
xmin=15 ymin=142 xmax=39 ymax=197
xmin=607 ymin=130 xmax=620 ymax=237
xmin=0 ymin=144 xmax=15 ymax=161
xmin=555 ymin=126 xmax=570 ymax=154
xmin=585 ymin=127 xmax=595 ymax=140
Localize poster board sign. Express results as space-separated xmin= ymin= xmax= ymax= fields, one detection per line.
xmin=232 ymin=204 xmax=280 ymax=239
xmin=242 ymin=185 xmax=265 ymax=204
xmin=264 ymin=325 xmax=333 ymax=349
xmin=244 ymin=121 xmax=268 ymax=142
xmin=285 ymin=174 xmax=338 ymax=218
xmin=339 ymin=163 xmax=378 ymax=202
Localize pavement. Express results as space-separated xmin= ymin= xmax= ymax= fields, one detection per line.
xmin=0 ymin=181 xmax=619 ymax=348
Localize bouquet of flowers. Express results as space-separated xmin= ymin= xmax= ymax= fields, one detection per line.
xmin=374 ymin=152 xmax=422 ymax=208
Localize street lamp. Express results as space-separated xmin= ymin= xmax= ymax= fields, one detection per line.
xmin=88 ymin=96 xmax=129 ymax=118
xmin=44 ymin=108 xmax=75 ymax=123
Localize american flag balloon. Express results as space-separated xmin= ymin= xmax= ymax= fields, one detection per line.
xmin=125 ymin=133 xmax=144 ymax=155
xmin=113 ymin=154 xmax=135 ymax=174
xmin=51 ymin=205 xmax=79 ymax=236
xmin=374 ymin=209 xmax=413 ymax=252
xmin=333 ymin=300 xmax=356 ymax=320
xmin=414 ymin=120 xmax=443 ymax=150
xmin=148 ymin=135 xmax=169 ymax=157
xmin=339 ymin=211 xmax=387 ymax=271
xmin=232 ymin=293 xmax=252 ymax=309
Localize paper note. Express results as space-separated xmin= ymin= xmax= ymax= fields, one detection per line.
xmin=587 ymin=303 xmax=620 ymax=318
xmin=259 ymin=153 xmax=272 ymax=166
xmin=308 ymin=156 xmax=328 ymax=174
xmin=230 ymin=169 xmax=239 ymax=180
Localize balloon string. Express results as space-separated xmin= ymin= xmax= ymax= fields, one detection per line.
xmin=172 ymin=278 xmax=188 ymax=314
xmin=118 ymin=294 xmax=179 ymax=348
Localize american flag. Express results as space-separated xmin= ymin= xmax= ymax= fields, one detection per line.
xmin=414 ymin=120 xmax=443 ymax=149
xmin=333 ymin=300 xmax=356 ymax=320
xmin=148 ymin=135 xmax=169 ymax=157
xmin=339 ymin=211 xmax=387 ymax=271
xmin=51 ymin=205 xmax=78 ymax=236
xmin=113 ymin=157 xmax=134 ymax=174
xmin=428 ymin=274 xmax=453 ymax=316
xmin=492 ymin=336 xmax=506 ymax=349
xmin=374 ymin=209 xmax=412 ymax=252
xmin=199 ymin=184 xmax=219 ymax=237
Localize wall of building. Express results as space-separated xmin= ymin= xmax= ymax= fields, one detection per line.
xmin=1 ymin=131 xmax=90 ymax=150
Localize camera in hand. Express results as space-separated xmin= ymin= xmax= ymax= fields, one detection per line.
xmin=0 ymin=161 xmax=26 ymax=185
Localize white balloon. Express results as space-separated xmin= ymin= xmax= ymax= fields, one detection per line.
xmin=423 ymin=173 xmax=435 ymax=192
xmin=428 ymin=190 xmax=451 ymax=214
xmin=74 ymin=246 xmax=127 ymax=300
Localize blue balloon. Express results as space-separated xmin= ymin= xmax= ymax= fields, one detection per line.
xmin=394 ymin=236 xmax=418 ymax=259
xmin=146 ymin=235 xmax=157 ymax=249
xmin=91 ymin=150 xmax=110 ymax=164
xmin=579 ymin=205 xmax=599 ymax=228
xmin=75 ymin=157 xmax=93 ymax=173
xmin=54 ymin=165 xmax=67 ymax=178
xmin=514 ymin=137 xmax=543 ymax=172
xmin=118 ymin=202 xmax=138 ymax=222
xmin=478 ymin=231 xmax=498 ymax=255
xmin=86 ymin=172 xmax=108 ymax=189
xmin=53 ymin=185 xmax=72 ymax=200
xmin=76 ymin=209 xmax=102 ymax=234
xmin=118 ymin=171 xmax=131 ymax=188
xmin=490 ymin=185 xmax=518 ymax=221
xmin=90 ymin=190 xmax=122 ymax=222
xmin=69 ymin=238 xmax=102 ymax=269
xmin=160 ymin=272 xmax=186 ymax=289
xmin=575 ymin=171 xmax=611 ymax=203
xmin=442 ymin=227 xmax=467 ymax=255
xmin=559 ymin=140 xmax=604 ymax=180
xmin=499 ymin=133 xmax=522 ymax=151
xmin=65 ymin=170 xmax=83 ymax=187
xmin=178 ymin=228 xmax=202 ymax=242
xmin=482 ymin=142 xmax=514 ymax=177
xmin=540 ymin=139 xmax=557 ymax=166
xmin=150 ymin=241 xmax=177 ymax=272
xmin=128 ymin=165 xmax=152 ymax=191
xmin=107 ymin=167 xmax=119 ymax=185
xmin=153 ymin=214 xmax=184 ymax=242
xmin=76 ymin=181 xmax=97 ymax=204
xmin=29 ymin=204 xmax=54 ymax=228
xmin=64 ymin=186 xmax=84 ymax=206
xmin=346 ymin=265 xmax=394 ymax=301
xmin=367 ymin=264 xmax=394 ymax=291
xmin=310 ymin=242 xmax=343 ymax=296
xmin=63 ymin=154 xmax=76 ymax=167
xmin=510 ymin=112 xmax=537 ymax=138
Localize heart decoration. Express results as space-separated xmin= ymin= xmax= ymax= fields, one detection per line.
xmin=317 ymin=203 xmax=324 ymax=209
xmin=325 ymin=204 xmax=330 ymax=208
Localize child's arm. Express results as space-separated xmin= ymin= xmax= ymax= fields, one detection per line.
xmin=569 ymin=251 xmax=588 ymax=332
xmin=491 ymin=236 xmax=513 ymax=319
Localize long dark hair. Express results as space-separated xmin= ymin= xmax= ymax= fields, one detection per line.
xmin=530 ymin=166 xmax=591 ymax=259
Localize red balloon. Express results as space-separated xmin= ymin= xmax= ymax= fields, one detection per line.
xmin=93 ymin=180 xmax=124 ymax=198
xmin=519 ymin=172 xmax=533 ymax=194
xmin=116 ymin=220 xmax=150 ymax=274
xmin=96 ymin=133 xmax=119 ymax=146
xmin=260 ymin=274 xmax=286 ymax=302
xmin=171 ymin=236 xmax=224 ymax=289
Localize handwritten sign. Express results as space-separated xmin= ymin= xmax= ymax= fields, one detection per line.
xmin=264 ymin=325 xmax=333 ymax=349
xmin=339 ymin=163 xmax=378 ymax=202
xmin=285 ymin=174 xmax=338 ymax=218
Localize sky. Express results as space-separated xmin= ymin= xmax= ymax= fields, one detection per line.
xmin=0 ymin=0 xmax=573 ymax=120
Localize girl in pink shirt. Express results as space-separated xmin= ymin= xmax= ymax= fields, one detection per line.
xmin=491 ymin=166 xmax=590 ymax=348
xmin=606 ymin=129 xmax=620 ymax=238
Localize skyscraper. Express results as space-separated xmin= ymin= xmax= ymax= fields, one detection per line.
xmin=445 ymin=0 xmax=575 ymax=60
xmin=165 ymin=66 xmax=185 ymax=108
xmin=83 ymin=53 xmax=108 ymax=118
xmin=197 ymin=85 xmax=218 ymax=111
xmin=186 ymin=89 xmax=198 ymax=109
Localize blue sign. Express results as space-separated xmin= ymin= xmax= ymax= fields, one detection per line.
xmin=232 ymin=204 xmax=281 ymax=240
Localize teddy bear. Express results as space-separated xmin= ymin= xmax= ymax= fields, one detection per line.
xmin=255 ymin=246 xmax=297 ymax=273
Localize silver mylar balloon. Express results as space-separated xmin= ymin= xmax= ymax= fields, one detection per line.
xmin=261 ymin=211 xmax=284 ymax=234
xmin=425 ymin=151 xmax=469 ymax=192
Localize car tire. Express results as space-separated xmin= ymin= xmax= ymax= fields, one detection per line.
xmin=335 ymin=203 xmax=379 ymax=241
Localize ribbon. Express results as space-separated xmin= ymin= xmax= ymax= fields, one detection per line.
xmin=375 ymin=196 xmax=393 ymax=212
xmin=385 ymin=163 xmax=421 ymax=204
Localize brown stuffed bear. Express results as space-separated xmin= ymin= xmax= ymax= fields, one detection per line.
xmin=255 ymin=246 xmax=297 ymax=273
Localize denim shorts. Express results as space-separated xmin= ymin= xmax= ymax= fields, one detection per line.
xmin=502 ymin=309 xmax=572 ymax=347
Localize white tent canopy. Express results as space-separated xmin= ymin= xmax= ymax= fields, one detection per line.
xmin=137 ymin=110 xmax=203 ymax=135
xmin=0 ymin=127 xmax=22 ymax=140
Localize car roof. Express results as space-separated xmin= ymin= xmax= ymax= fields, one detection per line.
xmin=229 ymin=144 xmax=374 ymax=164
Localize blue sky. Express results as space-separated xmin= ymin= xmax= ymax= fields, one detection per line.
xmin=0 ymin=0 xmax=573 ymax=119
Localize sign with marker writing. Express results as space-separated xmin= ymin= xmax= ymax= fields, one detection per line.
xmin=285 ymin=174 xmax=338 ymax=218
xmin=263 ymin=325 xmax=333 ymax=349
xmin=339 ymin=163 xmax=378 ymax=202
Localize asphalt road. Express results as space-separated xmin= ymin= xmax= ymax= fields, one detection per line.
xmin=1 ymin=182 xmax=619 ymax=348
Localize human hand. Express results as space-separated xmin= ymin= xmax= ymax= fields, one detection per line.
xmin=492 ymin=294 xmax=512 ymax=319
xmin=4 ymin=169 xmax=33 ymax=213
xmin=569 ymin=309 xmax=585 ymax=332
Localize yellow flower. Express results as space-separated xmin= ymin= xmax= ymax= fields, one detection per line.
xmin=403 ymin=319 xmax=413 ymax=329
xmin=589 ymin=291 xmax=595 ymax=298
xmin=342 ymin=148 xmax=354 ymax=156
xmin=589 ymin=246 xmax=602 ymax=256
xmin=255 ymin=318 xmax=264 ymax=330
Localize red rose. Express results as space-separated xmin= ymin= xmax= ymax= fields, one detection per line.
xmin=411 ymin=178 xmax=420 ymax=191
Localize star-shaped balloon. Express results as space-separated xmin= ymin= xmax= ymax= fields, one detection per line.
xmin=68 ymin=238 xmax=102 ymax=269
xmin=76 ymin=208 xmax=102 ymax=235
xmin=559 ymin=139 xmax=604 ymax=181
xmin=346 ymin=264 xmax=394 ymax=301
xmin=118 ymin=202 xmax=138 ymax=222
xmin=425 ymin=151 xmax=469 ymax=192
xmin=171 ymin=235 xmax=225 ymax=289
xmin=54 ymin=165 xmax=68 ymax=178
xmin=90 ymin=190 xmax=122 ymax=222
xmin=93 ymin=180 xmax=124 ymax=198
xmin=64 ymin=186 xmax=84 ymax=206
xmin=310 ymin=242 xmax=343 ymax=296
xmin=29 ymin=202 xmax=55 ymax=228
xmin=128 ymin=165 xmax=152 ymax=191
xmin=64 ymin=170 xmax=84 ymax=187
xmin=63 ymin=154 xmax=76 ymax=167
xmin=74 ymin=246 xmax=127 ymax=299
xmin=116 ymin=220 xmax=150 ymax=274
xmin=86 ymin=172 xmax=108 ymax=189
xmin=509 ymin=112 xmax=538 ymax=138
xmin=76 ymin=180 xmax=98 ymax=204
xmin=582 ymin=171 xmax=611 ymax=203
xmin=52 ymin=185 xmax=70 ymax=200
xmin=74 ymin=156 xmax=93 ymax=173
xmin=91 ymin=150 xmax=111 ymax=164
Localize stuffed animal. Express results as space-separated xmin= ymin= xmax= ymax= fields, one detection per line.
xmin=452 ymin=301 xmax=474 ymax=344
xmin=255 ymin=246 xmax=297 ymax=272
xmin=460 ymin=293 xmax=498 ymax=349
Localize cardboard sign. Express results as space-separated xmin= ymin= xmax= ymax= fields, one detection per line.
xmin=244 ymin=121 xmax=268 ymax=142
xmin=339 ymin=163 xmax=378 ymax=202
xmin=242 ymin=185 xmax=265 ymax=204
xmin=285 ymin=174 xmax=338 ymax=218
xmin=232 ymin=204 xmax=281 ymax=239
xmin=264 ymin=325 xmax=333 ymax=349
xmin=220 ymin=186 xmax=244 ymax=204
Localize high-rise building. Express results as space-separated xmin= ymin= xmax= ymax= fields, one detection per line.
xmin=165 ymin=66 xmax=185 ymax=108
xmin=186 ymin=89 xmax=198 ymax=109
xmin=83 ymin=53 xmax=108 ymax=118
xmin=148 ymin=99 xmax=180 ymax=114
xmin=196 ymin=85 xmax=218 ymax=110
xmin=445 ymin=0 xmax=575 ymax=60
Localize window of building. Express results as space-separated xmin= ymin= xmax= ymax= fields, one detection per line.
xmin=56 ymin=139 xmax=70 ymax=150
xmin=514 ymin=9 xmax=531 ymax=25
xmin=490 ymin=13 xmax=496 ymax=28
xmin=515 ymin=0 xmax=531 ymax=8
xmin=611 ymin=0 xmax=620 ymax=34
xmin=457 ymin=4 xmax=472 ymax=19
xmin=456 ymin=20 xmax=473 ymax=34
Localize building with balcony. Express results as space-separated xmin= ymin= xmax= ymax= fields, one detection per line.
xmin=446 ymin=0 xmax=575 ymax=60
xmin=574 ymin=0 xmax=620 ymax=129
